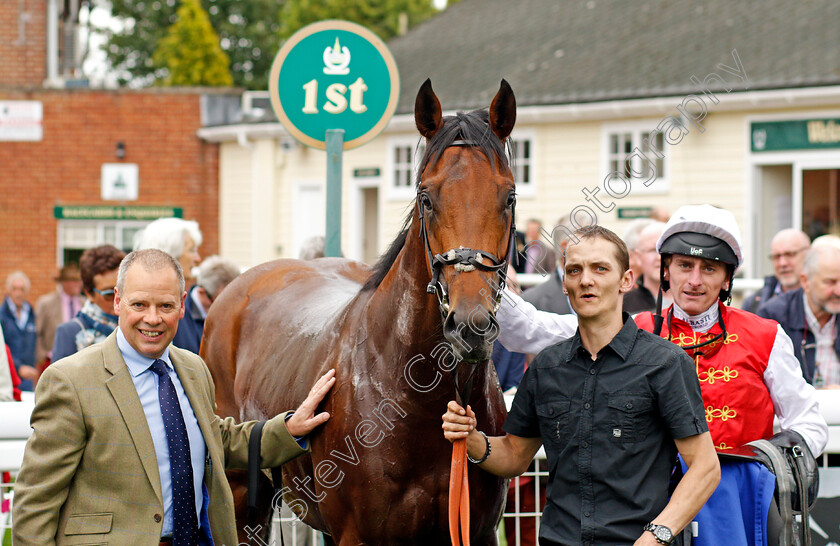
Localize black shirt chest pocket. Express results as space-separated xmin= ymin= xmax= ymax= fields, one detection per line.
xmin=607 ymin=392 xmax=653 ymax=443
xmin=535 ymin=398 xmax=571 ymax=444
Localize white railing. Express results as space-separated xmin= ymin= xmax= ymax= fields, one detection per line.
xmin=4 ymin=390 xmax=840 ymax=544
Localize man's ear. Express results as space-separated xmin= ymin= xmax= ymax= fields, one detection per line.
xmin=180 ymin=291 xmax=187 ymax=320
xmin=113 ymin=289 xmax=121 ymax=315
xmin=619 ymin=269 xmax=635 ymax=293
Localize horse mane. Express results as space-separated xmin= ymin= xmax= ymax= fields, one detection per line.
xmin=361 ymin=108 xmax=511 ymax=292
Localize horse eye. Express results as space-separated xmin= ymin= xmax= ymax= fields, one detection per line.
xmin=506 ymin=193 xmax=516 ymax=208
xmin=420 ymin=194 xmax=433 ymax=211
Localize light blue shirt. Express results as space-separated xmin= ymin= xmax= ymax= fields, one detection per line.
xmin=117 ymin=328 xmax=206 ymax=536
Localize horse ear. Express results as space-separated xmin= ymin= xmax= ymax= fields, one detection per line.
xmin=415 ymin=78 xmax=443 ymax=140
xmin=489 ymin=79 xmax=516 ymax=141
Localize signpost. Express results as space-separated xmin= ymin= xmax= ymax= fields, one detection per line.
xmin=269 ymin=20 xmax=400 ymax=257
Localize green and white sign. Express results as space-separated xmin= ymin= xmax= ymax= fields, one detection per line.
xmin=269 ymin=20 xmax=400 ymax=150
xmin=751 ymin=118 xmax=840 ymax=152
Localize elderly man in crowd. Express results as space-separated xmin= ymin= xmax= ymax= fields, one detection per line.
xmin=1 ymin=271 xmax=37 ymax=391
xmin=172 ymin=255 xmax=241 ymax=354
xmin=35 ymin=263 xmax=85 ymax=366
xmin=623 ymin=221 xmax=668 ymax=315
xmin=759 ymin=244 xmax=840 ymax=387
xmin=743 ymin=228 xmax=810 ymax=313
xmin=135 ymin=217 xmax=203 ymax=284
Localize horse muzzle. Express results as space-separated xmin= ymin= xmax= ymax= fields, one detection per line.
xmin=442 ymin=305 xmax=499 ymax=362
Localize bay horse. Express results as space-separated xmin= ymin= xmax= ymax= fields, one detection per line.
xmin=201 ymin=79 xmax=517 ymax=545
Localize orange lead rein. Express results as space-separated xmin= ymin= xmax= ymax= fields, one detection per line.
xmin=449 ymin=438 xmax=471 ymax=546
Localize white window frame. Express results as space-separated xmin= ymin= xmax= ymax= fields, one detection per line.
xmin=387 ymin=136 xmax=425 ymax=201
xmin=57 ymin=220 xmax=151 ymax=263
xmin=600 ymin=121 xmax=670 ymax=195
xmin=509 ymin=129 xmax=536 ymax=198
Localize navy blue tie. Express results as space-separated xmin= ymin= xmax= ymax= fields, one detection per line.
xmin=149 ymin=359 xmax=197 ymax=546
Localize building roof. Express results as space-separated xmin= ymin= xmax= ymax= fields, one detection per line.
xmin=388 ymin=0 xmax=840 ymax=113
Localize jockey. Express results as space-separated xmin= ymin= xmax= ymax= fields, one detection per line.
xmin=494 ymin=204 xmax=828 ymax=544
xmin=634 ymin=204 xmax=827 ymax=545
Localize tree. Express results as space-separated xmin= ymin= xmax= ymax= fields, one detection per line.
xmin=280 ymin=0 xmax=437 ymax=42
xmin=153 ymin=0 xmax=233 ymax=86
xmin=99 ymin=0 xmax=439 ymax=89
xmin=102 ymin=0 xmax=283 ymax=89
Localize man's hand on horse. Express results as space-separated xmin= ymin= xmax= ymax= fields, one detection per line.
xmin=285 ymin=369 xmax=336 ymax=437
xmin=441 ymin=401 xmax=477 ymax=442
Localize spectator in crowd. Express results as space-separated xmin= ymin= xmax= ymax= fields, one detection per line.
xmin=623 ymin=221 xmax=668 ymax=315
xmin=742 ymin=228 xmax=810 ymax=313
xmin=649 ymin=205 xmax=671 ymax=223
xmin=135 ymin=217 xmax=202 ymax=284
xmin=0 ymin=271 xmax=37 ymax=391
xmin=622 ymin=218 xmax=655 ymax=280
xmin=521 ymin=215 xmax=574 ymax=316
xmin=172 ymin=255 xmax=241 ymax=354
xmin=491 ymin=341 xmax=524 ymax=393
xmin=51 ymin=245 xmax=125 ymax=363
xmin=299 ymin=236 xmax=326 ymax=260
xmin=520 ymin=218 xmax=556 ymax=275
xmin=759 ymin=244 xmax=840 ymax=387
xmin=35 ymin=263 xmax=85 ymax=366
xmin=494 ymin=205 xmax=828 ymax=545
xmin=13 ymin=249 xmax=335 ymax=546
xmin=444 ymin=226 xmax=719 ymax=545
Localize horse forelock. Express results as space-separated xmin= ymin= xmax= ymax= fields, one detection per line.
xmin=417 ymin=109 xmax=510 ymax=181
xmin=361 ymin=109 xmax=511 ymax=293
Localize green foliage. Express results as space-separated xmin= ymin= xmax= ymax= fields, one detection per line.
xmin=102 ymin=0 xmax=282 ymax=89
xmin=153 ymin=0 xmax=233 ymax=86
xmin=99 ymin=0 xmax=439 ymax=89
xmin=280 ymin=0 xmax=438 ymax=42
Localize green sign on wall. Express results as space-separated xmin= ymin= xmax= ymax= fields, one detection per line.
xmin=751 ymin=119 xmax=840 ymax=152
xmin=54 ymin=206 xmax=183 ymax=220
xmin=268 ymin=20 xmax=399 ymax=151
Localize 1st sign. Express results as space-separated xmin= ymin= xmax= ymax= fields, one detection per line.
xmin=269 ymin=20 xmax=400 ymax=150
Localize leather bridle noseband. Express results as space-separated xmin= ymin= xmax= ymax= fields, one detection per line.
xmin=416 ymin=139 xmax=517 ymax=318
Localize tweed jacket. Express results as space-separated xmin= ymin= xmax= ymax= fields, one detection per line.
xmin=35 ymin=290 xmax=85 ymax=363
xmin=13 ymin=332 xmax=307 ymax=546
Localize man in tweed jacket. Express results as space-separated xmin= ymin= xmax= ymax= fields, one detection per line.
xmin=13 ymin=249 xmax=335 ymax=546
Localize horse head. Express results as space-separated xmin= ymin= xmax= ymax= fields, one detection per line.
xmin=414 ymin=79 xmax=517 ymax=363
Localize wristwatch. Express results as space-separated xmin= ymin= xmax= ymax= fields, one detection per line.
xmin=644 ymin=523 xmax=674 ymax=544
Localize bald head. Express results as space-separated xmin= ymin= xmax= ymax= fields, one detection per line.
xmin=770 ymin=229 xmax=810 ymax=291
xmin=802 ymin=245 xmax=840 ymax=321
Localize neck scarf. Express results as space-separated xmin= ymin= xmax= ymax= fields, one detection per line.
xmin=74 ymin=300 xmax=119 ymax=352
xmin=672 ymin=301 xmax=719 ymax=333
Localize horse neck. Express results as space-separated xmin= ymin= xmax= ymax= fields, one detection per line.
xmin=368 ymin=214 xmax=444 ymax=356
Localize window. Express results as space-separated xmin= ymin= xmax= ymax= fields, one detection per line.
xmin=58 ymin=220 xmax=150 ymax=264
xmin=509 ymin=130 xmax=535 ymax=197
xmin=388 ymin=137 xmax=425 ymax=200
xmin=510 ymin=138 xmax=532 ymax=186
xmin=602 ymin=124 xmax=669 ymax=194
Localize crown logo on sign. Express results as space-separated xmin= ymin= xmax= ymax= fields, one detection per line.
xmin=323 ymin=37 xmax=350 ymax=75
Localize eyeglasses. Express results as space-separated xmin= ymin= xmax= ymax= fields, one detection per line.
xmin=769 ymin=248 xmax=809 ymax=261
xmin=92 ymin=287 xmax=116 ymax=300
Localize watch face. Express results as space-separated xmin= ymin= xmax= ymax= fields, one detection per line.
xmin=654 ymin=526 xmax=673 ymax=542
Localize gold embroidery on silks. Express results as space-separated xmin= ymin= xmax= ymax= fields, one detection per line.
xmin=715 ymin=443 xmax=733 ymax=450
xmin=705 ymin=405 xmax=737 ymax=423
xmin=674 ymin=331 xmax=738 ymax=350
xmin=698 ymin=366 xmax=739 ymax=384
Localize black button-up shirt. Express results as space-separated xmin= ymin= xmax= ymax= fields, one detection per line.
xmin=504 ymin=316 xmax=707 ymax=545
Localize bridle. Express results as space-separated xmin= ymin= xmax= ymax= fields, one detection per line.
xmin=416 ymin=139 xmax=518 ymax=320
